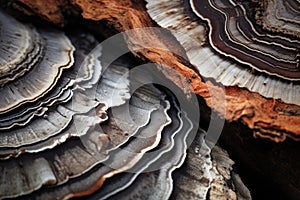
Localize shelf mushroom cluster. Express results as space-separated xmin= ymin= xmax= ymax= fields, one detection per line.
xmin=146 ymin=0 xmax=300 ymax=106
xmin=0 ymin=10 xmax=250 ymax=199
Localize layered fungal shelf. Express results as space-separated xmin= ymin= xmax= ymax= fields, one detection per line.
xmin=0 ymin=8 xmax=251 ymax=199
xmin=0 ymin=0 xmax=299 ymax=199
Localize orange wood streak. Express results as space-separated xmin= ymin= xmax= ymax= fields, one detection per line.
xmin=63 ymin=177 xmax=106 ymax=199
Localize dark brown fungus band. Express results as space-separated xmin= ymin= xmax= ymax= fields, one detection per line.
xmin=146 ymin=0 xmax=300 ymax=106
xmin=190 ymin=0 xmax=300 ymax=79
xmin=253 ymin=0 xmax=300 ymax=38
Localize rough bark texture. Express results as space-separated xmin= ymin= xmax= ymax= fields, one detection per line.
xmin=5 ymin=0 xmax=300 ymax=198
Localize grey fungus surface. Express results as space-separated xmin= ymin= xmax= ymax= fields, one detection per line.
xmin=0 ymin=15 xmax=75 ymax=114
xmin=0 ymin=9 xmax=251 ymax=200
xmin=0 ymin=10 xmax=42 ymax=87
xmin=171 ymin=132 xmax=252 ymax=200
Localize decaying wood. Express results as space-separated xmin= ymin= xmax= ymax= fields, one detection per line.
xmin=4 ymin=0 xmax=300 ymax=198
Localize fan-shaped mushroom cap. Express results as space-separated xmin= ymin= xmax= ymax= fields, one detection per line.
xmin=0 ymin=10 xmax=42 ymax=87
xmin=85 ymin=93 xmax=184 ymax=199
xmin=0 ymin=84 xmax=170 ymax=199
xmin=0 ymin=33 xmax=101 ymax=131
xmin=0 ymin=9 xmax=76 ymax=115
xmin=190 ymin=0 xmax=299 ymax=80
xmin=0 ymin=29 xmax=74 ymax=114
xmin=0 ymin=61 xmax=132 ymax=159
xmin=146 ymin=0 xmax=300 ymax=106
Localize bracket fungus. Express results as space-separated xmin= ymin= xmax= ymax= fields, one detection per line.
xmin=146 ymin=0 xmax=300 ymax=107
xmin=0 ymin=12 xmax=74 ymax=114
xmin=0 ymin=0 xmax=300 ymax=199
xmin=0 ymin=8 xmax=251 ymax=200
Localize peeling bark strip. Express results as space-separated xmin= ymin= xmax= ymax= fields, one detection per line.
xmin=11 ymin=0 xmax=300 ymax=142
